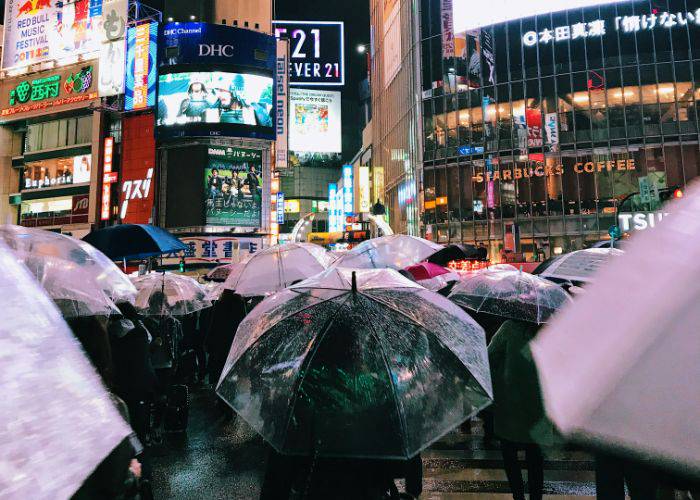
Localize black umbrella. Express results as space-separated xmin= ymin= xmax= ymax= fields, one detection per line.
xmin=427 ymin=244 xmax=480 ymax=266
xmin=217 ymin=268 xmax=492 ymax=459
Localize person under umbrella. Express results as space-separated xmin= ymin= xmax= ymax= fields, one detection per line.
xmin=217 ymin=268 xmax=493 ymax=498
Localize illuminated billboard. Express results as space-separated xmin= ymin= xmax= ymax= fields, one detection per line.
xmin=452 ymin=0 xmax=634 ymax=34
xmin=157 ymin=72 xmax=273 ymax=139
xmin=288 ymin=88 xmax=341 ymax=154
xmin=1 ymin=0 xmax=125 ymax=71
xmin=125 ymin=22 xmax=158 ymax=111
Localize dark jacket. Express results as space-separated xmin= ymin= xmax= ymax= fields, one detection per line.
xmin=110 ymin=320 xmax=157 ymax=402
xmin=206 ymin=290 xmax=248 ymax=385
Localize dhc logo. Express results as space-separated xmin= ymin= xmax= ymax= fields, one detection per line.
xmin=198 ymin=44 xmax=235 ymax=57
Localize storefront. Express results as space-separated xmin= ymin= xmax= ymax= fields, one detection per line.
xmin=419 ymin=0 xmax=700 ymax=261
xmin=0 ymin=62 xmax=105 ymax=237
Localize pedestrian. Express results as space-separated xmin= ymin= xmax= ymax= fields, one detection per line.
xmin=488 ymin=319 xmax=552 ymax=500
xmin=65 ymin=315 xmax=143 ymax=499
xmin=205 ymin=289 xmax=248 ymax=387
xmin=594 ymin=452 xmax=659 ymax=499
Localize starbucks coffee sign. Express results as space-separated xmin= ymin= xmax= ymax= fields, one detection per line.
xmin=473 ymin=159 xmax=635 ymax=183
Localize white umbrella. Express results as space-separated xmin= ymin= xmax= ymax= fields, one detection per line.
xmin=222 ymin=243 xmax=333 ymax=297
xmin=332 ymin=235 xmax=443 ymax=270
xmin=537 ymin=248 xmax=624 ymax=284
xmin=0 ymin=243 xmax=131 ymax=499
xmin=132 ymin=272 xmax=212 ymax=316
xmin=0 ymin=225 xmax=134 ymax=317
xmin=531 ymin=183 xmax=700 ymax=478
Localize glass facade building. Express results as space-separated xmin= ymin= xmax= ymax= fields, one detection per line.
xmin=419 ymin=0 xmax=700 ymax=261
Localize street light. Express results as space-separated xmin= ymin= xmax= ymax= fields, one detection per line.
xmin=357 ymin=44 xmax=367 ymax=54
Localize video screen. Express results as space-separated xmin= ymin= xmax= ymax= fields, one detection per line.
xmin=157 ymin=72 xmax=274 ymax=129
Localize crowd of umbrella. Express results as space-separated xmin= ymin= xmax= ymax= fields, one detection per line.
xmin=2 ymin=180 xmax=700 ymax=498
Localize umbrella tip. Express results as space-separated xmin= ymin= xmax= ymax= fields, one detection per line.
xmin=351 ymin=271 xmax=357 ymax=294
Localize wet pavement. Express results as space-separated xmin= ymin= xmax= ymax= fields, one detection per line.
xmin=151 ymin=386 xmax=596 ymax=499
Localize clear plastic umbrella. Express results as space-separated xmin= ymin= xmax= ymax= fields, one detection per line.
xmin=332 ymin=234 xmax=443 ymax=270
xmin=132 ymin=272 xmax=212 ymax=316
xmin=531 ymin=184 xmax=700 ymax=478
xmin=449 ymin=269 xmax=572 ymax=324
xmin=536 ymin=248 xmax=624 ymax=284
xmin=0 ymin=242 xmax=131 ymax=499
xmin=223 ymin=243 xmax=334 ymax=297
xmin=0 ymin=225 xmax=133 ymax=317
xmin=217 ymin=268 xmax=492 ymax=459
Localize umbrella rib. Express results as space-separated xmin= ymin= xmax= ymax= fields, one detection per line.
xmin=355 ymin=296 xmax=411 ymax=458
xmin=278 ymin=293 xmax=353 ymax=452
xmin=360 ymin=291 xmax=494 ymax=399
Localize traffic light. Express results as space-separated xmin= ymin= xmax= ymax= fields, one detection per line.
xmin=673 ymin=188 xmax=684 ymax=199
xmin=179 ymin=256 xmax=186 ymax=273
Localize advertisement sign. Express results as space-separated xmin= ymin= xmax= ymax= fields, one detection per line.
xmin=119 ymin=114 xmax=156 ymax=224
xmin=288 ymin=88 xmax=342 ymax=154
xmin=163 ymin=236 xmax=241 ymax=264
xmin=525 ymin=109 xmax=543 ymax=148
xmin=328 ymin=183 xmax=338 ymax=233
xmin=72 ymin=194 xmax=90 ymax=216
xmin=273 ymin=21 xmax=345 ymax=86
xmin=98 ymin=0 xmax=128 ymax=97
xmin=480 ymin=29 xmax=496 ymax=87
xmin=451 ymin=0 xmax=635 ymax=34
xmin=23 ymin=154 xmax=91 ymax=190
xmin=157 ymin=71 xmax=274 ymax=139
xmin=275 ymin=39 xmax=290 ymax=169
xmin=100 ymin=137 xmax=115 ymax=221
xmin=343 ymin=165 xmax=354 ymax=217
xmin=544 ymin=113 xmax=559 ymax=152
xmin=276 ymin=192 xmax=285 ymax=224
xmin=159 ymin=22 xmax=276 ymax=70
xmin=1 ymin=64 xmax=98 ymax=117
xmin=205 ymin=147 xmax=262 ymax=228
xmin=1 ymin=0 xmax=122 ymax=71
xmin=359 ymin=166 xmax=371 ymax=213
xmin=441 ymin=0 xmax=455 ymax=58
xmin=383 ymin=0 xmax=401 ymax=88
xmin=125 ymin=22 xmax=158 ymax=111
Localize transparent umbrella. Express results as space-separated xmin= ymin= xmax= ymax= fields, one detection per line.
xmin=217 ymin=268 xmax=492 ymax=459
xmin=0 ymin=242 xmax=131 ymax=499
xmin=132 ymin=272 xmax=212 ymax=316
xmin=0 ymin=225 xmax=132 ymax=317
xmin=531 ymin=184 xmax=700 ymax=479
xmin=449 ymin=269 xmax=572 ymax=324
xmin=332 ymin=234 xmax=443 ymax=270
xmin=535 ymin=248 xmax=624 ymax=284
xmin=223 ymin=243 xmax=333 ymax=297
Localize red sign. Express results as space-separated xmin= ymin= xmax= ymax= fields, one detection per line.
xmin=72 ymin=194 xmax=90 ymax=216
xmin=119 ymin=114 xmax=156 ymax=224
xmin=101 ymin=136 xmax=115 ymax=221
xmin=526 ymin=108 xmax=543 ymax=148
xmin=103 ymin=172 xmax=119 ymax=184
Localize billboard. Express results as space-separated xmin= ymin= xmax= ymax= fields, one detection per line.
xmin=1 ymin=0 xmax=114 ymax=70
xmin=205 ymin=147 xmax=263 ymax=228
xmin=288 ymin=88 xmax=341 ymax=154
xmin=97 ymin=0 xmax=128 ymax=97
xmin=159 ymin=22 xmax=276 ymax=70
xmin=119 ymin=114 xmax=156 ymax=224
xmin=125 ymin=22 xmax=158 ymax=112
xmin=273 ymin=21 xmax=345 ymax=86
xmin=275 ymin=39 xmax=290 ymax=169
xmin=157 ymin=71 xmax=274 ymax=139
xmin=452 ymin=0 xmax=634 ymax=34
xmin=383 ymin=0 xmax=401 ymax=87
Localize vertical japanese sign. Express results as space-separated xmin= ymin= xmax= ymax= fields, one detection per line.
xmin=276 ymin=192 xmax=285 ymax=224
xmin=545 ymin=113 xmax=559 ymax=152
xmin=441 ymin=0 xmax=454 ymax=58
xmin=359 ymin=166 xmax=371 ymax=213
xmin=480 ymin=28 xmax=496 ymax=86
xmin=328 ymin=183 xmax=338 ymax=232
xmin=275 ymin=39 xmax=290 ymax=169
xmin=343 ymin=165 xmax=354 ymax=217
xmin=125 ymin=22 xmax=158 ymax=111
xmin=120 ymin=114 xmax=156 ymax=224
xmin=525 ymin=108 xmax=543 ymax=148
xmin=101 ymin=137 xmax=115 ymax=221
xmin=98 ymin=0 xmax=128 ymax=97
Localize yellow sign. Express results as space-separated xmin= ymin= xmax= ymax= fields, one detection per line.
xmin=285 ymin=199 xmax=301 ymax=213
xmin=359 ymin=166 xmax=371 ymax=213
xmin=473 ymin=159 xmax=635 ymax=183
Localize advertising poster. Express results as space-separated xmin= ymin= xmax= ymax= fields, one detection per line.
xmin=205 ymin=147 xmax=262 ymax=228
xmin=480 ymin=28 xmax=496 ymax=87
xmin=383 ymin=0 xmax=401 ymax=88
xmin=545 ymin=112 xmax=560 ymax=152
xmin=441 ymin=0 xmax=454 ymax=58
xmin=98 ymin=0 xmax=128 ymax=97
xmin=288 ymin=88 xmax=342 ymax=154
xmin=125 ymin=22 xmax=158 ymax=111
xmin=275 ymin=39 xmax=290 ymax=169
xmin=525 ymin=108 xmax=543 ymax=148
xmin=119 ymin=114 xmax=156 ymax=224
xmin=272 ymin=21 xmax=345 ymax=86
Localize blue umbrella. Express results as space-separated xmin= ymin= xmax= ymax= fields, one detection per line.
xmin=82 ymin=224 xmax=187 ymax=260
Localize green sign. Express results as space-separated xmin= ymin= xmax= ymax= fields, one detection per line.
xmin=8 ymin=66 xmax=93 ymax=106
xmin=205 ymin=147 xmax=262 ymax=228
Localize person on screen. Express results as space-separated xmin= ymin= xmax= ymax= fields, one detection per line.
xmin=207 ymin=169 xmax=223 ymax=198
xmin=221 ymin=181 xmax=235 ymax=208
xmin=178 ymin=82 xmax=211 ymax=121
xmin=245 ymin=165 xmax=260 ymax=200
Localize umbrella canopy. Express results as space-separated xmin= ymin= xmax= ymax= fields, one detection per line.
xmin=0 ymin=242 xmax=131 ymax=499
xmin=82 ymin=224 xmax=187 ymax=260
xmin=530 ymin=185 xmax=700 ymax=478
xmin=449 ymin=269 xmax=572 ymax=324
xmin=205 ymin=264 xmax=235 ymax=282
xmin=217 ymin=268 xmax=492 ymax=459
xmin=223 ymin=243 xmax=333 ymax=297
xmin=405 ymin=262 xmax=450 ymax=281
xmin=534 ymin=248 xmax=624 ymax=284
xmin=426 ymin=244 xmax=481 ymax=267
xmin=332 ymin=235 xmax=443 ymax=270
xmin=0 ymin=225 xmax=131 ymax=317
xmin=132 ymin=272 xmax=212 ymax=316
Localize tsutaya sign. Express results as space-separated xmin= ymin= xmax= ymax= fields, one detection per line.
xmin=473 ymin=158 xmax=635 ymax=183
xmin=618 ymin=211 xmax=669 ymax=232
xmin=524 ymin=8 xmax=700 ymax=46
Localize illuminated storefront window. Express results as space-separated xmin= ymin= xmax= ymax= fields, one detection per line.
xmin=22 ymin=155 xmax=92 ymax=190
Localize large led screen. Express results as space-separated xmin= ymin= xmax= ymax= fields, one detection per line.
xmin=452 ymin=0 xmax=633 ymax=33
xmin=157 ymin=72 xmax=274 ymax=139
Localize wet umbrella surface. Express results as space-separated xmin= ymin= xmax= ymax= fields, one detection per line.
xmin=332 ymin=234 xmax=443 ymax=270
xmin=217 ymin=268 xmax=492 ymax=459
xmin=449 ymin=269 xmax=572 ymax=324
xmin=132 ymin=272 xmax=212 ymax=316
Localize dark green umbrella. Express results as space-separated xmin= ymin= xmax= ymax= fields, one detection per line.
xmin=217 ymin=268 xmax=492 ymax=459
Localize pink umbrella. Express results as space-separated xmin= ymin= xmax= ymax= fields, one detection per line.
xmin=405 ymin=262 xmax=451 ymax=281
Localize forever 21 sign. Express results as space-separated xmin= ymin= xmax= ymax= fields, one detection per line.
xmin=273 ymin=21 xmax=345 ymax=86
